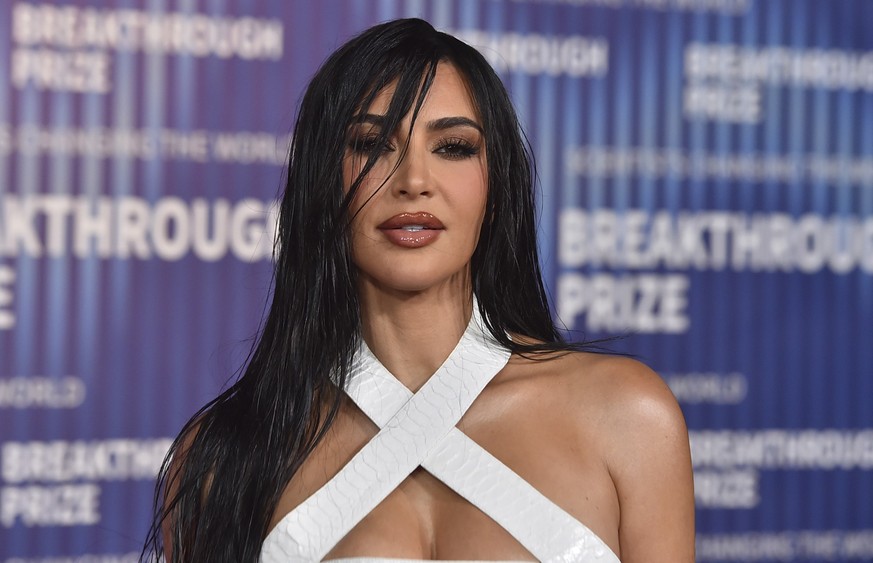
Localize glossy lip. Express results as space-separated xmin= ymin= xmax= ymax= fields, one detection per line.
xmin=378 ymin=212 xmax=444 ymax=248
xmin=378 ymin=212 xmax=445 ymax=230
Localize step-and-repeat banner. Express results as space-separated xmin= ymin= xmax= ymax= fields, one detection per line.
xmin=1 ymin=0 xmax=871 ymax=561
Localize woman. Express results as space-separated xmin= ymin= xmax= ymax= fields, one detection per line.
xmin=147 ymin=18 xmax=694 ymax=562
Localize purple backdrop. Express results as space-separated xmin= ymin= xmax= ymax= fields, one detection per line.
xmin=1 ymin=1 xmax=872 ymax=561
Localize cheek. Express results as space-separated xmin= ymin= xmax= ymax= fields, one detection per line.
xmin=460 ymin=168 xmax=488 ymax=225
xmin=343 ymin=155 xmax=391 ymax=216
xmin=342 ymin=153 xmax=363 ymax=200
xmin=344 ymin=161 xmax=373 ymax=227
xmin=342 ymin=156 xmax=374 ymax=257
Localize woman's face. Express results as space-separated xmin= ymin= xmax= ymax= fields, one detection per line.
xmin=344 ymin=63 xmax=488 ymax=295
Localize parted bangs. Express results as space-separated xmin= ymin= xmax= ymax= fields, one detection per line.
xmin=288 ymin=19 xmax=503 ymax=231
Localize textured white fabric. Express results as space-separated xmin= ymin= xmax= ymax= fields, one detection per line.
xmin=260 ymin=309 xmax=620 ymax=563
xmin=324 ymin=559 xmax=528 ymax=563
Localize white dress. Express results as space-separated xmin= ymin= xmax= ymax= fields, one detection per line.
xmin=260 ymin=309 xmax=621 ymax=563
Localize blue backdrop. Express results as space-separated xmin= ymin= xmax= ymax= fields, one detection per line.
xmin=1 ymin=1 xmax=871 ymax=561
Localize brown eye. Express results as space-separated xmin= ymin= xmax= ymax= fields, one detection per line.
xmin=348 ymin=135 xmax=393 ymax=154
xmin=434 ymin=137 xmax=480 ymax=160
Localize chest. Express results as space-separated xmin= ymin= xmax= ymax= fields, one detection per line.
xmin=267 ymin=389 xmax=620 ymax=560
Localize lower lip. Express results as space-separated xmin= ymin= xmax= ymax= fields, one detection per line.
xmin=379 ymin=228 xmax=442 ymax=248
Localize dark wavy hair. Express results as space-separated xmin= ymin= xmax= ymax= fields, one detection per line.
xmin=145 ymin=17 xmax=577 ymax=562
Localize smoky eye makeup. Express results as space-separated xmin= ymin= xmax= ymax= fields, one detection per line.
xmin=345 ymin=113 xmax=484 ymax=160
xmin=346 ymin=125 xmax=394 ymax=154
xmin=432 ymin=136 xmax=481 ymax=160
xmin=347 ymin=134 xmax=387 ymax=154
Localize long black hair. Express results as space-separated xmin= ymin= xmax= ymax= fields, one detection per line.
xmin=145 ymin=17 xmax=576 ymax=562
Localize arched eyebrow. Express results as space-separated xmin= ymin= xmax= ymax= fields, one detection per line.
xmin=427 ymin=116 xmax=483 ymax=133
xmin=352 ymin=114 xmax=482 ymax=133
xmin=352 ymin=114 xmax=387 ymax=127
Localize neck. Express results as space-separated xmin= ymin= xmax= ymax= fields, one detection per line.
xmin=357 ymin=275 xmax=474 ymax=391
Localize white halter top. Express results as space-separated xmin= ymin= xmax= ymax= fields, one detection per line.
xmin=260 ymin=308 xmax=620 ymax=563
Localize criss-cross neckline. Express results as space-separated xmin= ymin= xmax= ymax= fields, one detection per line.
xmin=260 ymin=307 xmax=620 ymax=563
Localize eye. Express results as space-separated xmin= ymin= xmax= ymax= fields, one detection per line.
xmin=347 ymin=134 xmax=393 ymax=155
xmin=433 ymin=137 xmax=481 ymax=160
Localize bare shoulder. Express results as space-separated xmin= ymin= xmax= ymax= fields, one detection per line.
xmin=500 ymin=351 xmax=695 ymax=562
xmin=578 ymin=352 xmax=695 ymax=562
xmin=566 ymin=353 xmax=690 ymax=473
xmin=497 ymin=349 xmax=690 ymax=477
xmin=562 ymin=353 xmax=686 ymax=444
xmin=505 ymin=350 xmax=685 ymax=431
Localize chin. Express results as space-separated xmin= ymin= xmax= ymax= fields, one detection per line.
xmin=361 ymin=265 xmax=469 ymax=295
xmin=375 ymin=275 xmax=452 ymax=294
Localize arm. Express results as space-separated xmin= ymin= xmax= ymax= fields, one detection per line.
xmin=602 ymin=358 xmax=695 ymax=562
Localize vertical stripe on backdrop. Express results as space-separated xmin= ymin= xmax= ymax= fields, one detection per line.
xmin=7 ymin=22 xmax=43 ymax=563
xmin=686 ymin=6 xmax=709 ymax=403
xmin=635 ymin=11 xmax=661 ymax=378
xmin=532 ymin=6 xmax=559 ymax=310
xmin=72 ymin=83 xmax=105 ymax=559
xmin=710 ymin=4 xmax=735 ymax=530
xmin=735 ymin=1 xmax=762 ymax=535
xmin=189 ymin=0 xmax=226 ymax=446
xmin=777 ymin=0 xmax=803 ymax=531
xmin=6 ymin=8 xmax=41 ymax=554
xmin=377 ymin=0 xmax=401 ymax=22
xmin=743 ymin=0 xmax=779 ymax=535
xmin=856 ymin=1 xmax=873 ymax=533
xmin=11 ymin=41 xmax=40 ymax=393
xmin=42 ymin=50 xmax=73 ymax=559
xmin=229 ymin=0 xmax=268 ymax=423
xmin=634 ymin=8 xmax=662 ymax=367
xmin=558 ymin=5 xmax=582 ymax=332
xmin=402 ymin=0 xmax=426 ymax=19
xmin=130 ymin=0 xmax=170 ymax=550
xmin=807 ymin=0 xmax=833 ymax=531
xmin=558 ymin=14 xmax=582 ymax=213
xmin=585 ymin=8 xmax=606 ymax=245
xmin=611 ymin=8 xmax=632 ymax=219
xmin=431 ymin=0 xmax=453 ymax=29
xmin=686 ymin=6 xmax=719 ymax=535
xmin=105 ymin=0 xmax=137 ymax=551
xmin=609 ymin=7 xmax=634 ymax=356
xmin=165 ymin=0 xmax=196 ymax=453
xmin=828 ymin=0 xmax=855 ymax=533
xmin=0 ymin=0 xmax=9 ymax=373
xmin=658 ymin=9 xmax=684 ymax=384
xmin=45 ymin=76 xmax=72 ymax=393
xmin=458 ymin=0 xmax=478 ymax=37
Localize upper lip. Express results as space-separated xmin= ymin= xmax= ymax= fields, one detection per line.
xmin=378 ymin=212 xmax=445 ymax=229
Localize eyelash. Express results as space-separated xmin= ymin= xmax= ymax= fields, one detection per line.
xmin=348 ymin=135 xmax=393 ymax=154
xmin=346 ymin=135 xmax=480 ymax=160
xmin=433 ymin=137 xmax=480 ymax=160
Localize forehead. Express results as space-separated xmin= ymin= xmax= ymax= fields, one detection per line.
xmin=365 ymin=63 xmax=478 ymax=120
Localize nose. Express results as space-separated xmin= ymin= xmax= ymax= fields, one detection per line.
xmin=390 ymin=143 xmax=433 ymax=199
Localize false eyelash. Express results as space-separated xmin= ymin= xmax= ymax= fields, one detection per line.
xmin=347 ymin=135 xmax=394 ymax=154
xmin=433 ymin=137 xmax=480 ymax=160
